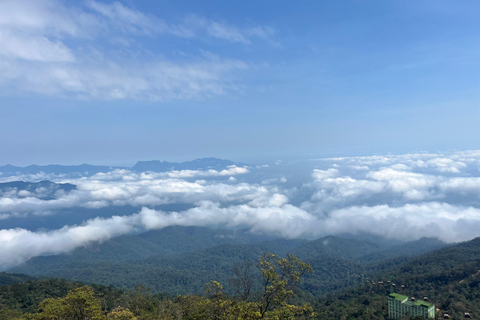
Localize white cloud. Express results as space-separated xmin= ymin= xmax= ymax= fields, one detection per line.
xmin=85 ymin=0 xmax=162 ymax=35
xmin=349 ymin=165 xmax=369 ymax=171
xmin=248 ymin=192 xmax=289 ymax=207
xmin=0 ymin=56 xmax=247 ymax=100
xmin=389 ymin=163 xmax=410 ymax=171
xmin=138 ymin=201 xmax=315 ymax=238
xmin=261 ymin=177 xmax=287 ymax=185
xmin=0 ymin=172 xmax=68 ymax=183
xmin=182 ymin=15 xmax=274 ymax=44
xmin=4 ymin=198 xmax=480 ymax=269
xmin=0 ymin=214 xmax=138 ymax=269
xmin=303 ymin=150 xmax=480 ymax=215
xmin=0 ymin=30 xmax=75 ymax=62
xmin=438 ymin=177 xmax=480 ymax=194
xmin=0 ymin=167 xmax=256 ymax=217
xmin=367 ymin=168 xmax=434 ymax=194
xmin=163 ymin=166 xmax=249 ymax=178
xmin=424 ymin=158 xmax=467 ymax=173
xmin=321 ymin=202 xmax=480 ymax=243
xmin=312 ymin=168 xmax=339 ymax=180
xmin=0 ymin=197 xmax=313 ymax=269
xmin=0 ymin=0 xmax=95 ymax=37
xmin=0 ymin=0 xmax=274 ymax=100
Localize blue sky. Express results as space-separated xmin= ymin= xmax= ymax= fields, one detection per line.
xmin=1 ymin=0 xmax=480 ymax=166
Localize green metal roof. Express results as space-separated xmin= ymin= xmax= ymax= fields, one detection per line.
xmin=389 ymin=293 xmax=434 ymax=308
xmin=389 ymin=293 xmax=408 ymax=301
xmin=414 ymin=300 xmax=434 ymax=308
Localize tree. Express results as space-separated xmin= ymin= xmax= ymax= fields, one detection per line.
xmin=0 ymin=306 xmax=23 ymax=320
xmin=120 ymin=285 xmax=157 ymax=318
xmin=63 ymin=286 xmax=104 ymax=320
xmin=106 ymin=307 xmax=137 ymax=320
xmin=229 ymin=260 xmax=253 ymax=301
xmin=256 ymin=252 xmax=314 ymax=318
xmin=205 ymin=281 xmax=234 ymax=320
xmin=23 ymin=286 xmax=105 ymax=320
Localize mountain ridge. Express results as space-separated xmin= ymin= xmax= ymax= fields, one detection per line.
xmin=0 ymin=157 xmax=248 ymax=177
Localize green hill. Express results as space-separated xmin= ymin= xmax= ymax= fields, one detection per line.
xmin=3 ymin=236 xmax=480 ymax=319
xmin=316 ymin=237 xmax=480 ymax=319
xmin=9 ymin=227 xmax=447 ymax=298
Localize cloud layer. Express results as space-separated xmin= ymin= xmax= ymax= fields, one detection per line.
xmin=0 ymin=166 xmax=253 ymax=217
xmin=2 ymin=150 xmax=480 ymax=269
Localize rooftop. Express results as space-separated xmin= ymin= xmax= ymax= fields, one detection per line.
xmin=389 ymin=293 xmax=408 ymax=301
xmin=389 ymin=293 xmax=434 ymax=308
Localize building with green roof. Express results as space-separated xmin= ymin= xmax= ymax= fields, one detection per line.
xmin=388 ymin=293 xmax=435 ymax=319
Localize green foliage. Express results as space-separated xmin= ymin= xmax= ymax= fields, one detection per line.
xmin=9 ymin=229 xmax=448 ymax=300
xmin=0 ymin=278 xmax=84 ymax=313
xmin=176 ymin=273 xmax=314 ymax=320
xmin=256 ymin=252 xmax=313 ymax=317
xmin=23 ymin=286 xmax=104 ymax=320
xmin=293 ymin=236 xmax=382 ymax=261
xmin=10 ymin=231 xmax=480 ymax=320
xmin=0 ymin=278 xmax=123 ymax=314
xmin=4 ymin=252 xmax=314 ymax=320
xmin=116 ymin=285 xmax=162 ymax=319
xmin=9 ymin=233 xmax=409 ymax=296
xmin=106 ymin=307 xmax=137 ymax=320
xmin=0 ymin=272 xmax=35 ymax=286
xmin=314 ymin=237 xmax=480 ymax=319
xmin=0 ymin=306 xmax=23 ymax=320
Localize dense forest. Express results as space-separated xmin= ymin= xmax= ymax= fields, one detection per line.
xmin=3 ymin=227 xmax=480 ymax=319
xmin=8 ymin=227 xmax=447 ymax=296
xmin=315 ymin=238 xmax=480 ymax=319
xmin=0 ymin=232 xmax=480 ymax=320
xmin=1 ymin=252 xmax=315 ymax=320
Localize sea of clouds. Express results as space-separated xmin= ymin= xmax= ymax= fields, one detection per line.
xmin=2 ymin=150 xmax=480 ymax=269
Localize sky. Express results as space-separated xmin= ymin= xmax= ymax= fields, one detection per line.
xmin=1 ymin=0 xmax=480 ymax=166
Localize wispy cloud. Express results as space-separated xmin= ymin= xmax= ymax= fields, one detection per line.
xmin=1 ymin=56 xmax=247 ymax=100
xmin=182 ymin=15 xmax=275 ymax=44
xmin=0 ymin=0 xmax=274 ymax=100
xmin=84 ymin=2 xmax=275 ymax=43
xmin=0 ymin=30 xmax=75 ymax=62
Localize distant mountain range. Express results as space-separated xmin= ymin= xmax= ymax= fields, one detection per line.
xmin=0 ymin=157 xmax=247 ymax=177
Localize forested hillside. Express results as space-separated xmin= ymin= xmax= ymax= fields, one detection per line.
xmin=316 ymin=237 xmax=480 ymax=319
xmin=3 ymin=237 xmax=480 ymax=319
xmin=0 ymin=273 xmax=35 ymax=286
xmin=9 ymin=227 xmax=447 ymax=297
xmin=1 ymin=252 xmax=315 ymax=320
